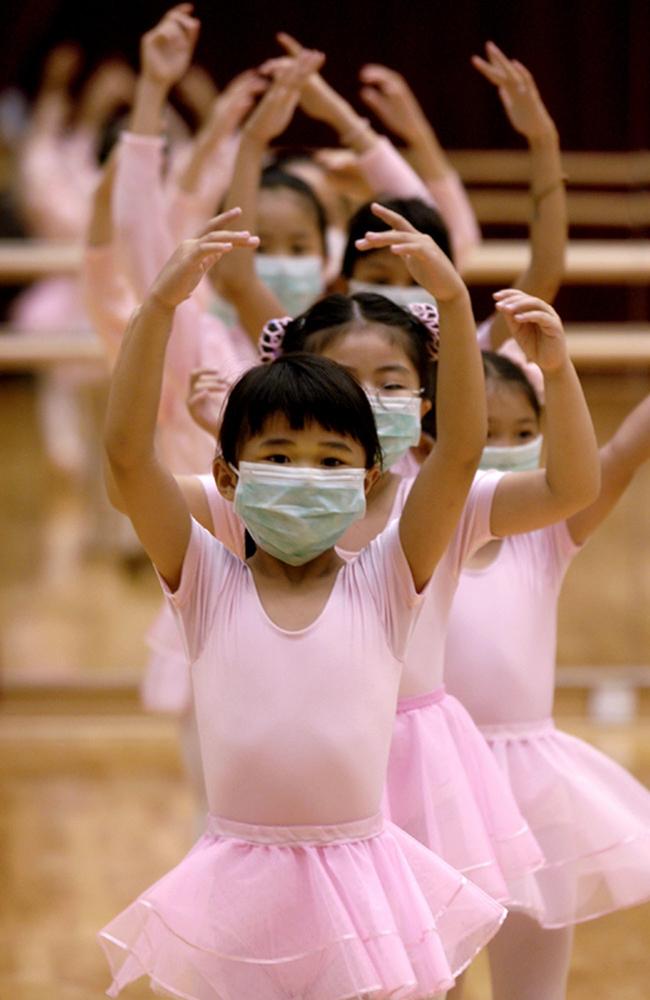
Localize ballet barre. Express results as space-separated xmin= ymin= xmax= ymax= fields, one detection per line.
xmin=1 ymin=326 xmax=650 ymax=372
xmin=448 ymin=149 xmax=650 ymax=187
xmin=1 ymin=239 xmax=650 ymax=285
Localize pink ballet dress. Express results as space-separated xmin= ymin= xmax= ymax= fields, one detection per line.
xmin=444 ymin=522 xmax=650 ymax=927
xmin=335 ymin=473 xmax=545 ymax=910
xmin=99 ymin=519 xmax=505 ymax=999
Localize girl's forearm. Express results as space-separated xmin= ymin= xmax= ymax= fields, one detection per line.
xmin=526 ymin=129 xmax=567 ymax=300
xmin=219 ymin=132 xmax=263 ymax=290
xmin=131 ymin=76 xmax=168 ymax=136
xmin=435 ymin=292 xmax=486 ymax=464
xmin=543 ymin=360 xmax=600 ymax=506
xmin=104 ymin=297 xmax=174 ymax=469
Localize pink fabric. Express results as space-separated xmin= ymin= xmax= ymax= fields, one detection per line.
xmin=141 ymin=475 xmax=245 ymax=715
xmin=166 ymin=132 xmax=240 ymax=241
xmin=82 ymin=245 xmax=134 ymax=366
xmin=99 ymin=813 xmax=505 ymax=1000
xmin=113 ymin=132 xmax=256 ymax=473
xmin=444 ymin=525 xmax=650 ymax=926
xmin=160 ymin=517 xmax=423 ymax=826
xmin=19 ymin=125 xmax=98 ymax=239
xmin=357 ymin=138 xmax=480 ymax=268
xmin=445 ymin=524 xmax=578 ymax=726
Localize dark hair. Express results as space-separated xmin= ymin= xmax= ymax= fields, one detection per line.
xmin=482 ymin=351 xmax=542 ymax=418
xmin=219 ymin=353 xmax=380 ymax=468
xmin=342 ymin=197 xmax=453 ymax=278
xmin=260 ymin=165 xmax=327 ymax=251
xmin=280 ymin=292 xmax=438 ymax=436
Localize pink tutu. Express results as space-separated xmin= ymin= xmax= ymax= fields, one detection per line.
xmin=384 ymin=689 xmax=544 ymax=910
xmin=482 ymin=718 xmax=650 ymax=927
xmin=141 ymin=604 xmax=192 ymax=715
xmin=99 ymin=813 xmax=505 ymax=1000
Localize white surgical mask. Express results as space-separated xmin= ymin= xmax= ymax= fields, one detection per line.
xmin=479 ymin=436 xmax=543 ymax=472
xmin=368 ymin=394 xmax=422 ymax=469
xmin=233 ymin=462 xmax=367 ymax=565
xmin=255 ymin=255 xmax=324 ymax=317
xmin=349 ymin=279 xmax=437 ymax=310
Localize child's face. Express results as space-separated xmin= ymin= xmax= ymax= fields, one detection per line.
xmin=239 ymin=413 xmax=369 ymax=469
xmin=351 ymin=248 xmax=414 ymax=287
xmin=256 ymin=188 xmax=323 ymax=257
xmin=320 ymin=326 xmax=429 ymax=411
xmin=486 ymin=378 xmax=541 ymax=447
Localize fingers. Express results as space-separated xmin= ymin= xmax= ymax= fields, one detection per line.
xmin=195 ymin=208 xmax=241 ymax=235
xmin=359 ymin=64 xmax=401 ymax=91
xmin=277 ymin=31 xmax=303 ymax=56
xmin=371 ymin=202 xmax=418 ymax=232
xmin=359 ymin=87 xmax=388 ymax=115
xmin=355 ymin=229 xmax=422 ymax=251
xmin=493 ymin=289 xmax=556 ymax=319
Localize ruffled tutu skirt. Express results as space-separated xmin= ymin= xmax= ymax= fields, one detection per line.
xmin=141 ymin=604 xmax=192 ymax=715
xmin=384 ymin=690 xmax=544 ymax=910
xmin=99 ymin=813 xmax=505 ymax=1000
xmin=483 ymin=718 xmax=650 ymax=927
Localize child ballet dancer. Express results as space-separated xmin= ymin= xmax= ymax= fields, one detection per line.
xmin=99 ymin=207 xmax=507 ymax=999
xmin=444 ymin=352 xmax=650 ymax=1000
xmin=177 ymin=202 xmax=599 ymax=911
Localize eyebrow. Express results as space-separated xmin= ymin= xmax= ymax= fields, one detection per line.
xmin=259 ymin=437 xmax=354 ymax=453
xmin=375 ymin=364 xmax=411 ymax=375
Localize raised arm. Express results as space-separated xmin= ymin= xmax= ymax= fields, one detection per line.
xmin=474 ymin=42 xmax=567 ymax=350
xmin=114 ymin=4 xmax=200 ymax=298
xmin=358 ymin=62 xmax=480 ymax=266
xmin=217 ymin=49 xmax=324 ymax=339
xmin=104 ymin=210 xmax=258 ymax=589
xmin=567 ymin=394 xmax=650 ymax=545
xmin=356 ymin=204 xmax=486 ymax=591
xmin=489 ymin=290 xmax=600 ymax=537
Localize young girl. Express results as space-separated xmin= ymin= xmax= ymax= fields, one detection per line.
xmin=99 ymin=208 xmax=508 ymax=999
xmin=444 ymin=358 xmax=650 ymax=1000
xmin=180 ymin=204 xmax=600 ymax=912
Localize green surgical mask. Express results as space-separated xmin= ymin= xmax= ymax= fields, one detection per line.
xmin=368 ymin=394 xmax=422 ymax=470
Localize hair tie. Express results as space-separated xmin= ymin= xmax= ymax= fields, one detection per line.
xmin=258 ymin=316 xmax=293 ymax=363
xmin=407 ymin=302 xmax=440 ymax=361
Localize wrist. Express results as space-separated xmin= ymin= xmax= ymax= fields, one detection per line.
xmin=436 ymin=284 xmax=471 ymax=308
xmin=541 ymin=354 xmax=572 ymax=379
xmin=146 ymin=290 xmax=178 ymax=316
xmin=528 ymin=124 xmax=560 ymax=150
xmin=240 ymin=126 xmax=268 ymax=154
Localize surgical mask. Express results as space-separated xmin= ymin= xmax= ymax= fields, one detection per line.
xmin=349 ymin=279 xmax=437 ymax=310
xmin=255 ymin=254 xmax=324 ymax=317
xmin=325 ymin=226 xmax=346 ymax=282
xmin=368 ymin=394 xmax=422 ymax=469
xmin=479 ymin=436 xmax=543 ymax=472
xmin=232 ymin=462 xmax=367 ymax=565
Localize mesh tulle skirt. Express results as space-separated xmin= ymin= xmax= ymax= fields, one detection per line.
xmin=482 ymin=718 xmax=650 ymax=927
xmin=98 ymin=813 xmax=505 ymax=1000
xmin=384 ymin=690 xmax=544 ymax=911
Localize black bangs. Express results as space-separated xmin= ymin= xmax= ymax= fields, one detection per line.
xmin=219 ymin=354 xmax=381 ymax=468
xmin=342 ymin=196 xmax=453 ymax=277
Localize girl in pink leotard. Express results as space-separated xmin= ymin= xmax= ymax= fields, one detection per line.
xmin=444 ymin=353 xmax=650 ymax=1000
xmin=99 ymin=193 xmax=506 ymax=999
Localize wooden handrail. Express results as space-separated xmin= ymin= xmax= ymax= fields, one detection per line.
xmin=448 ymin=149 xmax=650 ymax=186
xmin=1 ymin=239 xmax=649 ymax=285
xmin=1 ymin=325 xmax=649 ymax=371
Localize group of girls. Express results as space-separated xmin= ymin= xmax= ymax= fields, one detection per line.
xmin=89 ymin=6 xmax=650 ymax=1000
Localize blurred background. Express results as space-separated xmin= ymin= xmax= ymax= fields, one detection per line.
xmin=1 ymin=1 xmax=649 ymax=998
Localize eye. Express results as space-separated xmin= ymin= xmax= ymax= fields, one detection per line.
xmin=263 ymin=454 xmax=291 ymax=464
xmin=290 ymin=244 xmax=309 ymax=255
xmin=381 ymin=382 xmax=409 ymax=393
xmin=517 ymin=430 xmax=535 ymax=441
xmin=321 ymin=456 xmax=346 ymax=467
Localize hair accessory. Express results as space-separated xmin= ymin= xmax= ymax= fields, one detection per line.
xmin=258 ymin=316 xmax=293 ymax=363
xmin=407 ymin=301 xmax=440 ymax=360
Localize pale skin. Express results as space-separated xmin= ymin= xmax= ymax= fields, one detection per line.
xmin=473 ymin=42 xmax=567 ymax=350
xmin=105 ymin=205 xmax=486 ymax=603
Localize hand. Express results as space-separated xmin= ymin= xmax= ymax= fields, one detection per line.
xmin=358 ymin=64 xmax=428 ymax=144
xmin=187 ymin=367 xmax=230 ymax=437
xmin=472 ymin=42 xmax=556 ymax=142
xmin=140 ymin=4 xmax=200 ymax=89
xmin=355 ymin=203 xmax=466 ymax=302
xmin=205 ymin=69 xmax=268 ymax=140
xmin=150 ymin=209 xmax=259 ymax=309
xmin=494 ymin=289 xmax=567 ymax=373
xmin=244 ymin=48 xmax=324 ymax=146
xmin=273 ymin=33 xmax=344 ymax=129
xmin=42 ymin=44 xmax=83 ymax=91
xmin=78 ymin=59 xmax=136 ymax=127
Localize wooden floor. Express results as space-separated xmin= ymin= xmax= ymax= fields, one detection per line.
xmin=2 ymin=374 xmax=650 ymax=999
